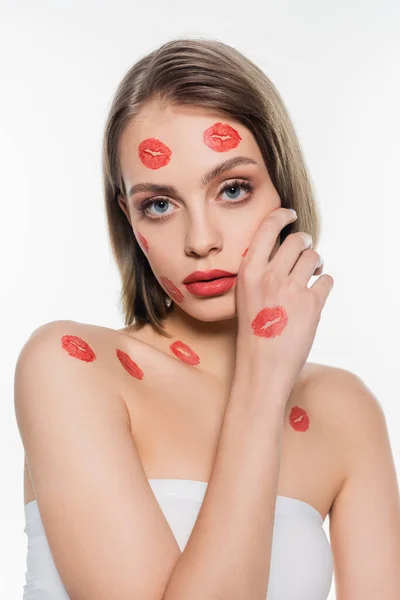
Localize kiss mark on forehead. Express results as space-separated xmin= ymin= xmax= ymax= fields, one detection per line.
xmin=203 ymin=122 xmax=242 ymax=152
xmin=138 ymin=138 xmax=172 ymax=169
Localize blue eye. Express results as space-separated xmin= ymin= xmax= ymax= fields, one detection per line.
xmin=138 ymin=178 xmax=254 ymax=221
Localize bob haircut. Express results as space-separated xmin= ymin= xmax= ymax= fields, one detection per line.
xmin=102 ymin=37 xmax=321 ymax=338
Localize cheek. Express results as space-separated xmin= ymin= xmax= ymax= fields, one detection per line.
xmin=289 ymin=405 xmax=310 ymax=432
xmin=160 ymin=276 xmax=185 ymax=303
xmin=137 ymin=231 xmax=149 ymax=252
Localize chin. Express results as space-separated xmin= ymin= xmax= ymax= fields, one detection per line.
xmin=184 ymin=297 xmax=237 ymax=322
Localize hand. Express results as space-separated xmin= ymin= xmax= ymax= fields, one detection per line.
xmin=235 ymin=207 xmax=334 ymax=401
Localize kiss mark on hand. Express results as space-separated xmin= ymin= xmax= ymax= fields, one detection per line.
xmin=203 ymin=122 xmax=242 ymax=152
xmin=289 ymin=405 xmax=309 ymax=432
xmin=251 ymin=305 xmax=288 ymax=338
xmin=61 ymin=335 xmax=96 ymax=362
xmin=160 ymin=276 xmax=184 ymax=303
xmin=138 ymin=138 xmax=172 ymax=169
xmin=116 ymin=349 xmax=144 ymax=380
xmin=169 ymin=340 xmax=200 ymax=366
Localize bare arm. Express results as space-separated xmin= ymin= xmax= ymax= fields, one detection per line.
xmin=162 ymin=363 xmax=287 ymax=600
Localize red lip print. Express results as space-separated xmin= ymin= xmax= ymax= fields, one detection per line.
xmin=169 ymin=340 xmax=200 ymax=366
xmin=251 ymin=305 xmax=288 ymax=338
xmin=116 ymin=349 xmax=144 ymax=380
xmin=138 ymin=138 xmax=172 ymax=169
xmin=137 ymin=232 xmax=149 ymax=252
xmin=160 ymin=276 xmax=184 ymax=303
xmin=203 ymin=122 xmax=242 ymax=152
xmin=61 ymin=335 xmax=96 ymax=362
xmin=289 ymin=405 xmax=309 ymax=432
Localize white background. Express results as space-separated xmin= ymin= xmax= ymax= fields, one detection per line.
xmin=1 ymin=0 xmax=399 ymax=597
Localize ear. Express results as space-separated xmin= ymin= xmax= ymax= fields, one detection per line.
xmin=117 ymin=194 xmax=132 ymax=227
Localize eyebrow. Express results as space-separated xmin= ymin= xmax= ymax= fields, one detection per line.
xmin=127 ymin=156 xmax=259 ymax=198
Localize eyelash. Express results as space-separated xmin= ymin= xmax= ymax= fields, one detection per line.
xmin=137 ymin=179 xmax=255 ymax=222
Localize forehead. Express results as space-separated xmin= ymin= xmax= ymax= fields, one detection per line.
xmin=119 ymin=101 xmax=263 ymax=183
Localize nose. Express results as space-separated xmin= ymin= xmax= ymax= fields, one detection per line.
xmin=184 ymin=210 xmax=223 ymax=258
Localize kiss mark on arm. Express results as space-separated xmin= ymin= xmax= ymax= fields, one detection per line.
xmin=169 ymin=340 xmax=200 ymax=366
xmin=138 ymin=138 xmax=172 ymax=169
xmin=160 ymin=276 xmax=185 ymax=303
xmin=61 ymin=335 xmax=96 ymax=362
xmin=289 ymin=405 xmax=310 ymax=432
xmin=116 ymin=349 xmax=144 ymax=380
xmin=203 ymin=122 xmax=242 ymax=152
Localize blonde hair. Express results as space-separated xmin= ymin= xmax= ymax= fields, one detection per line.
xmin=102 ymin=37 xmax=321 ymax=338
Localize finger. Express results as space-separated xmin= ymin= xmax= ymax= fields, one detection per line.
xmin=268 ymin=232 xmax=314 ymax=277
xmin=309 ymin=273 xmax=334 ymax=304
xmin=289 ymin=248 xmax=322 ymax=283
xmin=243 ymin=208 xmax=298 ymax=272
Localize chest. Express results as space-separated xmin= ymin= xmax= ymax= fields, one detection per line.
xmin=24 ymin=355 xmax=344 ymax=524
xmin=119 ymin=363 xmax=344 ymax=523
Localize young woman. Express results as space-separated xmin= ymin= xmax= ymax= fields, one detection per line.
xmin=15 ymin=38 xmax=400 ymax=600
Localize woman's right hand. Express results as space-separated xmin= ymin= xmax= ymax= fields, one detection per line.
xmin=234 ymin=207 xmax=334 ymax=401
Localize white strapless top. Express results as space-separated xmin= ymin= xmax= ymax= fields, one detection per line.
xmin=22 ymin=478 xmax=333 ymax=599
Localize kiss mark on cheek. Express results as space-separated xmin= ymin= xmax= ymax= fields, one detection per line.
xmin=289 ymin=405 xmax=310 ymax=432
xmin=137 ymin=231 xmax=149 ymax=252
xmin=251 ymin=305 xmax=288 ymax=338
xmin=241 ymin=247 xmax=249 ymax=258
xmin=116 ymin=349 xmax=144 ymax=380
xmin=138 ymin=138 xmax=172 ymax=169
xmin=160 ymin=276 xmax=184 ymax=303
xmin=61 ymin=335 xmax=96 ymax=362
xmin=203 ymin=122 xmax=242 ymax=152
xmin=169 ymin=340 xmax=200 ymax=366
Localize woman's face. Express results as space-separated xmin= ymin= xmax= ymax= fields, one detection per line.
xmin=118 ymin=101 xmax=282 ymax=323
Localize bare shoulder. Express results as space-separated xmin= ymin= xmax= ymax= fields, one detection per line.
xmin=302 ymin=362 xmax=385 ymax=423
xmin=301 ymin=362 xmax=387 ymax=478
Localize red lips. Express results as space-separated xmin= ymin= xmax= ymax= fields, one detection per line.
xmin=183 ymin=269 xmax=236 ymax=284
xmin=138 ymin=138 xmax=172 ymax=169
xmin=203 ymin=122 xmax=242 ymax=152
xmin=251 ymin=305 xmax=288 ymax=338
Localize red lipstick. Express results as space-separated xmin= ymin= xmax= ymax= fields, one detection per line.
xmin=116 ymin=348 xmax=144 ymax=380
xmin=183 ymin=269 xmax=236 ymax=284
xmin=169 ymin=340 xmax=200 ymax=366
xmin=289 ymin=405 xmax=310 ymax=432
xmin=183 ymin=269 xmax=237 ymax=297
xmin=184 ymin=277 xmax=237 ymax=297
xmin=203 ymin=122 xmax=242 ymax=152
xmin=61 ymin=335 xmax=96 ymax=362
xmin=137 ymin=231 xmax=149 ymax=252
xmin=138 ymin=138 xmax=172 ymax=169
xmin=251 ymin=305 xmax=288 ymax=338
xmin=160 ymin=276 xmax=184 ymax=303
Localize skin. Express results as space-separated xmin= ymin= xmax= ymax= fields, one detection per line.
xmin=59 ymin=101 xmax=307 ymax=428
xmin=117 ymin=100 xmax=284 ymax=386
